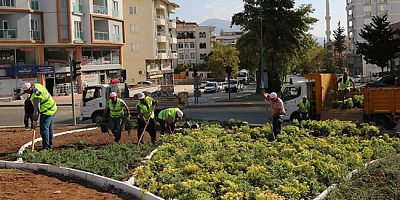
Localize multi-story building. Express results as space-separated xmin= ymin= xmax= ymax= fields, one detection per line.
xmin=215 ymin=31 xmax=242 ymax=46
xmin=123 ymin=0 xmax=178 ymax=85
xmin=346 ymin=0 xmax=400 ymax=78
xmin=176 ymin=20 xmax=215 ymax=66
xmin=0 ymin=0 xmax=124 ymax=97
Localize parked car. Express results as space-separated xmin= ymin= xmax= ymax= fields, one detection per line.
xmin=353 ymin=75 xmax=361 ymax=83
xmin=137 ymin=80 xmax=153 ymax=85
xmin=365 ymin=74 xmax=397 ymax=88
xmin=200 ymin=81 xmax=209 ymax=89
xmin=224 ymin=79 xmax=243 ymax=93
xmin=204 ymin=82 xmax=220 ymax=93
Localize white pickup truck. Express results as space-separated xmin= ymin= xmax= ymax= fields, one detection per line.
xmin=80 ymin=84 xmax=188 ymax=123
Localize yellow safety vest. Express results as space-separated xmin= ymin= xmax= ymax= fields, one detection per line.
xmin=158 ymin=108 xmax=181 ymax=122
xmin=107 ymin=98 xmax=124 ymax=118
xmin=299 ymin=100 xmax=310 ymax=113
xmin=136 ymin=96 xmax=155 ymax=119
xmin=340 ymin=76 xmax=351 ymax=91
xmin=30 ymin=83 xmax=57 ymax=116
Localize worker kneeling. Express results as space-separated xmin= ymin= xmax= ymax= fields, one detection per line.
xmin=103 ymin=92 xmax=130 ymax=143
xmin=158 ymin=108 xmax=184 ymax=135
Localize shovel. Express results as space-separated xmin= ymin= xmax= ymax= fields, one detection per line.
xmin=31 ymin=129 xmax=36 ymax=151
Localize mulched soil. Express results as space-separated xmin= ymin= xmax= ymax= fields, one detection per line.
xmin=0 ymin=125 xmax=157 ymax=200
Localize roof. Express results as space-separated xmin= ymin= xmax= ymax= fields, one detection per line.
xmin=160 ymin=0 xmax=180 ymax=8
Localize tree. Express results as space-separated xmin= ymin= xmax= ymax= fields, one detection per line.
xmin=333 ymin=21 xmax=346 ymax=69
xmin=206 ymin=44 xmax=239 ymax=78
xmin=356 ymin=14 xmax=400 ymax=72
xmin=236 ymin=31 xmax=260 ymax=75
xmin=232 ymin=0 xmax=317 ymax=93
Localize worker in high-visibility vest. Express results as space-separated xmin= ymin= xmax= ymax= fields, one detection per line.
xmin=103 ymin=92 xmax=130 ymax=143
xmin=338 ymin=71 xmax=355 ymax=100
xmin=158 ymin=108 xmax=183 ymax=135
xmin=298 ymin=95 xmax=310 ymax=120
xmin=136 ymin=92 xmax=157 ymax=144
xmin=21 ymin=82 xmax=57 ymax=150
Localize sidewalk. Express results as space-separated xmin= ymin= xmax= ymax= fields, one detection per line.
xmin=187 ymin=100 xmax=266 ymax=108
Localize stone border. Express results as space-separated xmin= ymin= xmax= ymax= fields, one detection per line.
xmin=2 ymin=127 xmax=164 ymax=200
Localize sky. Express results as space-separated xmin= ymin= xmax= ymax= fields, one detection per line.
xmin=172 ymin=0 xmax=347 ymax=38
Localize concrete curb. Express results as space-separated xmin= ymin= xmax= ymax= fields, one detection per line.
xmin=11 ymin=127 xmax=164 ymax=200
xmin=0 ymin=160 xmax=163 ymax=200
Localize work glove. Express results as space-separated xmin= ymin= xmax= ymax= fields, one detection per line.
xmin=32 ymin=121 xmax=37 ymax=129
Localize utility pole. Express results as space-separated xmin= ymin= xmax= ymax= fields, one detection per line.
xmin=225 ymin=65 xmax=233 ymax=100
xmin=258 ymin=0 xmax=265 ymax=93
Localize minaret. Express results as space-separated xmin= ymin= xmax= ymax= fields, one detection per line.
xmin=325 ymin=0 xmax=331 ymax=42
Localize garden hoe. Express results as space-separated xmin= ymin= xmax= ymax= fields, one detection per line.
xmin=31 ymin=128 xmax=36 ymax=151
xmin=137 ymin=117 xmax=150 ymax=144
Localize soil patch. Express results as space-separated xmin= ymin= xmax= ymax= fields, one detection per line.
xmin=0 ymin=169 xmax=134 ymax=200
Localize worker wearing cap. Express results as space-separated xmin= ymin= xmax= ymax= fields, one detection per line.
xmin=103 ymin=92 xmax=130 ymax=143
xmin=298 ymin=95 xmax=310 ymax=120
xmin=158 ymin=108 xmax=184 ymax=135
xmin=136 ymin=92 xmax=157 ymax=144
xmin=338 ymin=71 xmax=355 ymax=100
xmin=21 ymin=82 xmax=57 ymax=150
xmin=264 ymin=92 xmax=286 ymax=140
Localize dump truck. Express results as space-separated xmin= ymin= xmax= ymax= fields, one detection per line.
xmin=80 ymin=84 xmax=188 ymax=123
xmin=282 ymin=73 xmax=400 ymax=129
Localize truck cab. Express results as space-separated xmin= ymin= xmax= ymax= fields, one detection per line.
xmin=81 ymin=85 xmax=112 ymax=123
xmin=282 ymin=82 xmax=309 ymax=121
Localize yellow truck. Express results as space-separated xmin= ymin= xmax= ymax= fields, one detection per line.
xmin=282 ymin=73 xmax=400 ymax=129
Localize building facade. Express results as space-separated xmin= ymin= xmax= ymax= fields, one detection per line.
xmin=123 ymin=0 xmax=178 ymax=85
xmin=176 ymin=21 xmax=215 ymax=66
xmin=346 ymin=0 xmax=400 ymax=77
xmin=215 ymin=31 xmax=242 ymax=46
xmin=0 ymin=0 xmax=124 ymax=97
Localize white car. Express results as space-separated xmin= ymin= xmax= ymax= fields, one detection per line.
xmin=353 ymin=75 xmax=361 ymax=83
xmin=204 ymin=82 xmax=219 ymax=93
xmin=200 ymin=81 xmax=209 ymax=89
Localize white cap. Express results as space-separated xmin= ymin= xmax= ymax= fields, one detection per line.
xmin=20 ymin=82 xmax=31 ymax=91
xmin=176 ymin=110 xmax=183 ymax=118
xmin=110 ymin=92 xmax=117 ymax=97
xmin=303 ymin=95 xmax=307 ymax=98
xmin=137 ymin=92 xmax=145 ymax=100
xmin=270 ymin=92 xmax=277 ymax=99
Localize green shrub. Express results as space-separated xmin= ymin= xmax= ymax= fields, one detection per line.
xmin=352 ymin=95 xmax=364 ymax=108
xmin=343 ymin=98 xmax=354 ymax=109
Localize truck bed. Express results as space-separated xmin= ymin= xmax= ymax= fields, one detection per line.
xmin=320 ymin=108 xmax=364 ymax=121
xmin=364 ymin=87 xmax=400 ymax=116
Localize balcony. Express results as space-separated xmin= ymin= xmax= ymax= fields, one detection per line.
xmin=157 ymin=49 xmax=168 ymax=59
xmin=93 ymin=5 xmax=108 ymax=15
xmin=169 ymin=51 xmax=177 ymax=59
xmin=0 ymin=29 xmax=16 ymax=39
xmin=168 ymin=7 xmax=176 ymax=14
xmin=94 ymin=31 xmax=109 ymax=40
xmin=30 ymin=0 xmax=39 ymax=10
xmin=156 ymin=16 xmax=166 ymax=26
xmin=169 ymin=36 xmax=177 ymax=44
xmin=30 ymin=30 xmax=40 ymax=40
xmin=0 ymin=0 xmax=15 ymax=7
xmin=112 ymin=34 xmax=121 ymax=42
xmin=74 ymin=31 xmax=83 ymax=42
xmin=157 ymin=33 xmax=167 ymax=43
xmin=168 ymin=20 xmax=176 ymax=29
xmin=112 ymin=9 xmax=119 ymax=17
xmin=73 ymin=3 xmax=83 ymax=14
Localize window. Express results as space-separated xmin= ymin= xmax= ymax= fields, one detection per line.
xmin=113 ymin=25 xmax=120 ymax=41
xmin=281 ymin=86 xmax=301 ymax=101
xmin=0 ymin=0 xmax=15 ymax=6
xmin=364 ymin=6 xmax=371 ymax=12
xmin=190 ymin=53 xmax=195 ymax=59
xmin=199 ymin=32 xmax=206 ymax=38
xmin=200 ymin=53 xmax=207 ymax=60
xmin=83 ymin=87 xmax=102 ymax=102
xmin=179 ymin=53 xmax=184 ymax=59
xmin=2 ymin=20 xmax=8 ymax=29
xmin=199 ymin=43 xmax=207 ymax=49
xmin=185 ymin=54 xmax=189 ymax=59
xmin=113 ymin=0 xmax=118 ymax=10
xmin=130 ymin=42 xmax=139 ymax=51
xmin=178 ymin=43 xmax=183 ymax=49
xmin=184 ymin=42 xmax=189 ymax=48
xmin=74 ymin=21 xmax=82 ymax=40
xmin=190 ymin=42 xmax=195 ymax=48
xmin=31 ymin=20 xmax=40 ymax=40
xmin=129 ymin=5 xmax=137 ymax=15
xmin=130 ymin=24 xmax=138 ymax=33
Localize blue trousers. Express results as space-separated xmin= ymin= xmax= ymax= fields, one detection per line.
xmin=109 ymin=117 xmax=123 ymax=143
xmin=40 ymin=114 xmax=54 ymax=150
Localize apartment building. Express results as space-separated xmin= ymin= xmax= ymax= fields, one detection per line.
xmin=346 ymin=0 xmax=400 ymax=77
xmin=215 ymin=31 xmax=243 ymax=46
xmin=123 ymin=0 xmax=178 ymax=85
xmin=0 ymin=0 xmax=124 ymax=97
xmin=176 ymin=21 xmax=215 ymax=67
